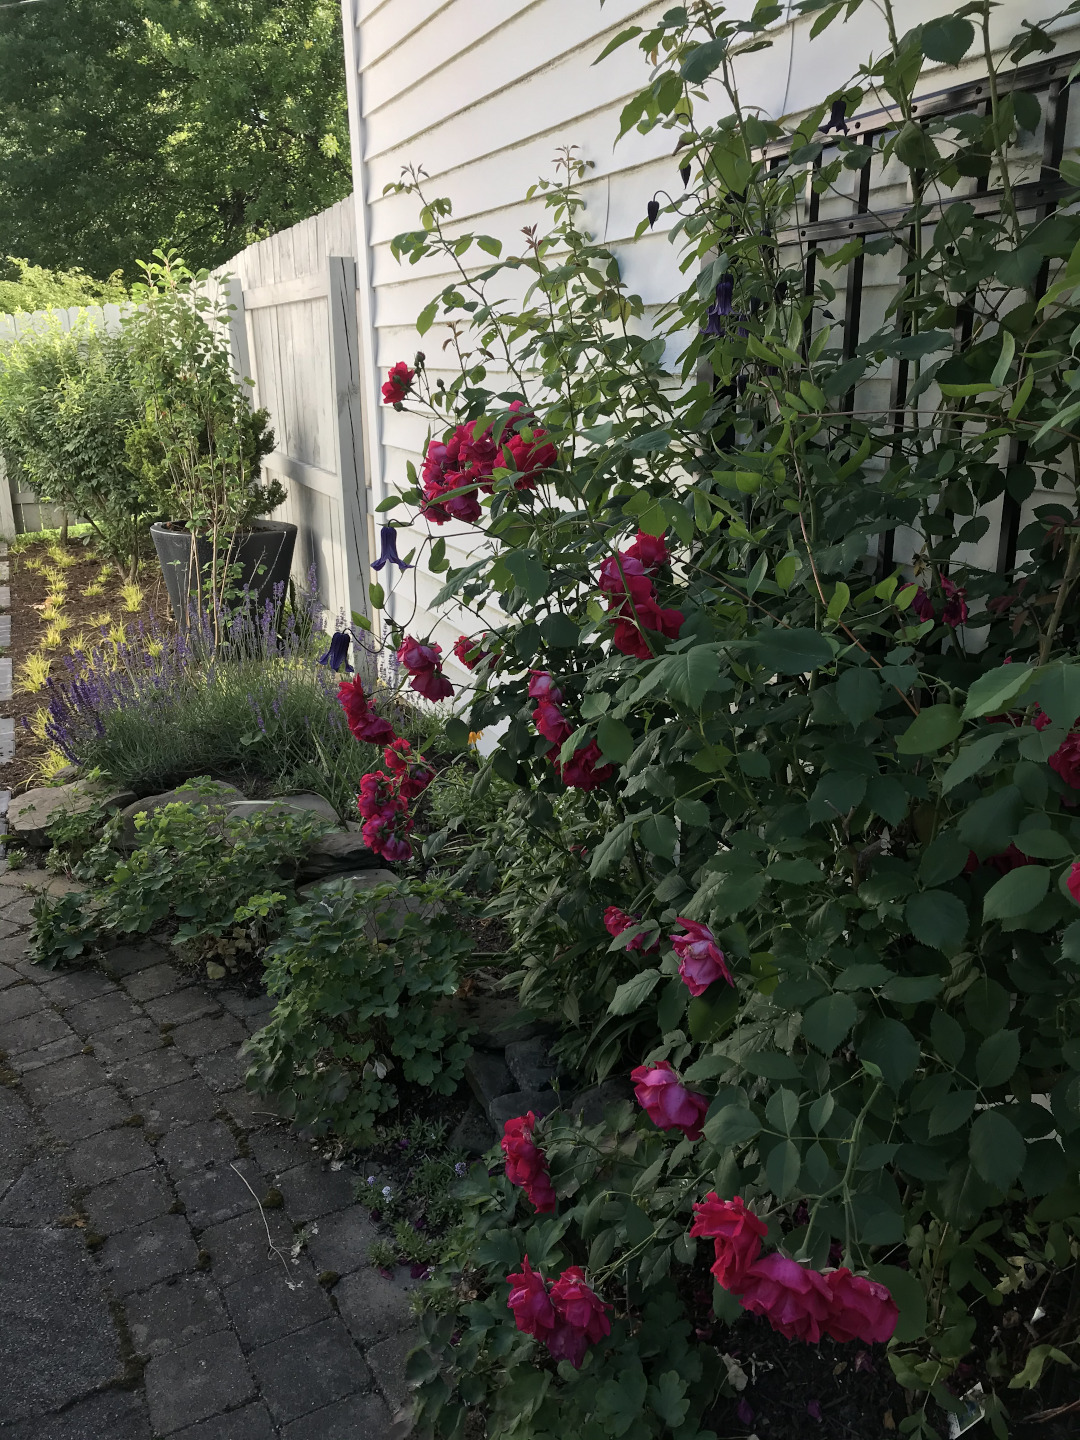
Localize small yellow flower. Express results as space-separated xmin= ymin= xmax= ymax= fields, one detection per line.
xmin=468 ymin=730 xmax=484 ymax=747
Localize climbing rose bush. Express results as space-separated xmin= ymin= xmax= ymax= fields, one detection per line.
xmin=376 ymin=4 xmax=1080 ymax=1437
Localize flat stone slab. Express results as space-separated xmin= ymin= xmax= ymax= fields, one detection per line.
xmin=117 ymin=783 xmax=246 ymax=848
xmin=0 ymin=1227 xmax=121 ymax=1423
xmin=7 ymin=779 xmax=137 ymax=848
xmin=226 ymin=793 xmax=338 ymax=827
xmin=297 ymin=830 xmax=388 ymax=882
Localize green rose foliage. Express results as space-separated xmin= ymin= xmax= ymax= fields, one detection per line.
xmin=387 ymin=2 xmax=1080 ymax=1434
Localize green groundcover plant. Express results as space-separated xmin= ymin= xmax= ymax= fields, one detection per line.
xmin=353 ymin=2 xmax=1080 ymax=1435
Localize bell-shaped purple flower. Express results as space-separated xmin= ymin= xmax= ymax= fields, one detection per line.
xmin=318 ymin=630 xmax=353 ymax=672
xmin=371 ymin=525 xmax=413 ymax=573
xmin=823 ymin=98 xmax=849 ymax=134
xmin=702 ymin=274 xmax=735 ymax=337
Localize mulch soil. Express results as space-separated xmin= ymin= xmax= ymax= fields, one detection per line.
xmin=4 ymin=535 xmax=169 ymax=793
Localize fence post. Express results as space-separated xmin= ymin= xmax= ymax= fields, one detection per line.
xmin=223 ymin=274 xmax=255 ymax=403
xmin=327 ymin=255 xmax=371 ymax=625
xmin=0 ymin=455 xmax=14 ymax=542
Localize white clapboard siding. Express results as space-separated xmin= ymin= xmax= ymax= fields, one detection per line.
xmin=210 ymin=198 xmax=373 ymax=630
xmin=341 ymin=0 xmax=1080 ymax=680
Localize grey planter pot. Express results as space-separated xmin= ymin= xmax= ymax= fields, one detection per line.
xmin=150 ymin=520 xmax=298 ymax=624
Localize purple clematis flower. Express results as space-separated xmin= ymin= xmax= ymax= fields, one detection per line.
xmin=371 ymin=525 xmax=412 ymax=573
xmin=702 ymin=274 xmax=735 ymax=337
xmin=823 ymin=97 xmax=849 ymax=134
xmin=318 ymin=631 xmax=352 ymax=673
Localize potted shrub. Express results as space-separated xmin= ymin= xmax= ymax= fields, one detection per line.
xmin=122 ymin=250 xmax=294 ymax=626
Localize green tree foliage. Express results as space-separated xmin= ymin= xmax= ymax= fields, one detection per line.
xmin=0 ymin=0 xmax=350 ymax=280
xmin=0 ymin=257 xmax=127 ymax=316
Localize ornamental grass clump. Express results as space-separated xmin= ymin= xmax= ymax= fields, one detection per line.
xmin=361 ymin=3 xmax=1080 ymax=1436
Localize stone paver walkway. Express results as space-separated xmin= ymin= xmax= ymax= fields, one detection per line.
xmin=0 ymin=884 xmax=419 ymax=1439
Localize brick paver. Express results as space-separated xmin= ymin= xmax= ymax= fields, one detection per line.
xmin=0 ymin=893 xmax=417 ymax=1437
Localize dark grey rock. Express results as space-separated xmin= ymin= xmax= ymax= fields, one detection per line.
xmin=488 ymin=1089 xmax=558 ymax=1131
xmin=171 ymin=1156 xmax=261 ymax=1230
xmin=139 ymin=1078 xmax=219 ymax=1129
xmin=224 ymin=1264 xmax=332 ymax=1350
xmin=8 ymin=779 xmax=134 ymax=848
xmin=160 ymin=1119 xmax=238 ymax=1174
xmin=569 ymin=1077 xmax=635 ymax=1126
xmin=67 ymin=1126 xmax=156 ymax=1187
xmin=283 ymin=1392 xmax=394 ymax=1440
xmin=21 ymin=1051 xmax=109 ymax=1106
xmin=248 ymin=1317 xmax=372 ymax=1424
xmin=112 ymin=1046 xmax=194 ymax=1095
xmin=227 ymin=792 xmax=338 ymax=826
xmin=334 ymin=1266 xmax=417 ymax=1346
xmin=40 ymin=1084 xmax=131 ymax=1142
xmin=0 ymin=1386 xmax=150 ymax=1440
xmin=172 ymin=1403 xmax=277 ymax=1440
xmin=0 ymin=1007 xmax=74 ymax=1056
xmin=434 ymin=993 xmax=543 ymax=1050
xmin=465 ymin=1052 xmax=512 ymax=1115
xmin=123 ymin=963 xmax=187 ymax=1002
xmin=0 ymin=1228 xmax=121 ymax=1423
xmin=84 ymin=1165 xmax=175 ymax=1233
xmin=92 ymin=1016 xmax=163 ymax=1064
xmin=302 ymin=1204 xmax=378 ymax=1277
xmin=101 ymin=1213 xmax=201 ymax=1296
xmin=276 ymin=1162 xmax=356 ymax=1223
xmin=366 ymin=1325 xmax=422 ymax=1413
xmin=199 ymin=1209 xmax=297 ymax=1288
xmin=449 ymin=1100 xmax=496 ymax=1157
xmin=170 ymin=1013 xmax=246 ymax=1058
xmin=144 ymin=989 xmax=222 ymax=1028
xmin=117 ymin=784 xmax=245 ymax=850
xmin=144 ymin=1330 xmax=255 ymax=1435
xmin=296 ymin=830 xmax=386 ymax=882
xmin=126 ymin=1274 xmax=230 ymax=1356
xmin=505 ymin=1035 xmax=558 ymax=1092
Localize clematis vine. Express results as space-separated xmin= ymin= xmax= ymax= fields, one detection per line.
xmin=318 ymin=631 xmax=352 ymax=673
xmin=371 ymin=526 xmax=412 ymax=573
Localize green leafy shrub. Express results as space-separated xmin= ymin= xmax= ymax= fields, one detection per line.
xmin=374 ymin=3 xmax=1080 ymax=1434
xmin=243 ymin=878 xmax=474 ymax=1145
xmin=29 ymin=789 xmax=325 ymax=970
xmin=0 ymin=256 xmax=127 ymax=315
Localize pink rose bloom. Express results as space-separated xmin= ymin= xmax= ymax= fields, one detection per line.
xmin=397 ymin=637 xmax=455 ymax=703
xmin=533 ymin=697 xmax=573 ymax=748
xmin=690 ymin=1193 xmax=767 ymax=1294
xmin=941 ymin=575 xmax=968 ymax=628
xmin=560 ymin=740 xmax=615 ymax=791
xmin=625 ymin=530 xmax=669 ymax=571
xmin=630 ymin=1061 xmax=708 ymax=1141
xmin=610 ymin=594 xmax=684 ymax=658
xmin=453 ymin=634 xmax=488 ymax=671
xmin=743 ymin=1255 xmax=835 ymax=1342
xmin=1049 ymin=733 xmax=1080 ymax=789
xmin=603 ymin=906 xmax=659 ymax=954
xmin=898 ymin=582 xmax=934 ymax=622
xmin=337 ymin=676 xmax=397 ymax=745
xmin=381 ymin=361 xmax=414 ymax=405
xmin=501 ymin=1113 xmax=556 ymax=1214
xmin=547 ymin=1266 xmax=612 ymax=1368
xmin=507 ymin=1256 xmax=557 ymax=1340
xmin=737 ymin=1254 xmax=834 ymax=1343
xmin=671 ymin=919 xmax=733 ymax=996
xmin=598 ymin=553 xmax=650 ymax=599
xmin=501 ymin=428 xmax=557 ymax=488
xmin=527 ymin=670 xmax=563 ymax=702
xmin=823 ymin=1269 xmax=899 ymax=1345
xmin=1068 ymin=861 xmax=1080 ymax=906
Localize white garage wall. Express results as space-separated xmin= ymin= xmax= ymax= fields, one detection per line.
xmin=339 ymin=0 xmax=1080 ymax=684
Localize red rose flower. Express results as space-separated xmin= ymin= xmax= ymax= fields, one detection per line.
xmin=381 ymin=361 xmax=414 ymax=405
xmin=397 ymin=636 xmax=455 ymax=703
xmin=671 ymin=919 xmax=733 ymax=995
xmin=941 ymin=575 xmax=968 ymax=628
xmin=690 ymin=1193 xmax=767 ymax=1294
xmin=630 ymin=1061 xmax=708 ymax=1141
xmin=501 ymin=428 xmax=557 ymax=488
xmin=337 ymin=676 xmax=397 ymax=745
xmin=559 ymin=740 xmax=615 ymax=791
xmin=453 ymin=633 xmax=488 ymax=671
xmin=1068 ymin=861 xmax=1080 ymax=905
xmin=609 ymin=596 xmax=684 ymax=658
xmin=625 ymin=530 xmax=669 ymax=571
xmin=598 ymin=553 xmax=650 ymax=599
xmin=501 ymin=1113 xmax=556 ymax=1214
xmin=736 ymin=1254 xmax=834 ymax=1343
xmin=898 ymin=582 xmax=934 ymax=622
xmin=528 ymin=670 xmax=563 ymax=702
xmin=383 ymin=737 xmax=435 ymax=801
xmin=533 ymin=696 xmax=573 ymax=748
xmin=548 ymin=1266 xmax=612 ymax=1369
xmin=603 ymin=906 xmax=659 ymax=954
xmin=507 ymin=1256 xmax=557 ymax=1340
xmin=823 ymin=1268 xmax=899 ymax=1345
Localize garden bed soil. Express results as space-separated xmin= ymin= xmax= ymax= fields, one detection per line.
xmin=4 ymin=535 xmax=169 ymax=793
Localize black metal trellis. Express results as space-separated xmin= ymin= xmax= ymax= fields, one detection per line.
xmin=751 ymin=50 xmax=1080 ymax=585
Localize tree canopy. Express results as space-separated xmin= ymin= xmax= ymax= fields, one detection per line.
xmin=0 ymin=0 xmax=351 ymax=280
